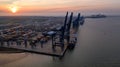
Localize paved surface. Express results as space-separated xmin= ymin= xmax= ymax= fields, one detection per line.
xmin=1 ymin=40 xmax=68 ymax=57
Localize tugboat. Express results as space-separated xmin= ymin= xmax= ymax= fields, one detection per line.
xmin=80 ymin=16 xmax=85 ymax=25
xmin=68 ymin=37 xmax=77 ymax=50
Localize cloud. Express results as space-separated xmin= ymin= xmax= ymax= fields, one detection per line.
xmin=10 ymin=0 xmax=82 ymax=7
xmin=0 ymin=0 xmax=11 ymax=2
xmin=0 ymin=10 xmax=6 ymax=13
xmin=0 ymin=10 xmax=3 ymax=12
xmin=0 ymin=0 xmax=19 ymax=5
xmin=0 ymin=0 xmax=120 ymax=16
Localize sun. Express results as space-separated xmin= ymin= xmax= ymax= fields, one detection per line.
xmin=9 ymin=6 xmax=18 ymax=13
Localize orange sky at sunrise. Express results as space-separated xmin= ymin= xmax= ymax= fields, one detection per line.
xmin=0 ymin=0 xmax=120 ymax=16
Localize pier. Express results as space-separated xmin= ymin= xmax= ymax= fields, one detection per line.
xmin=0 ymin=12 xmax=85 ymax=57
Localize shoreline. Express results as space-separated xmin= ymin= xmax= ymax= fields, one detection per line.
xmin=0 ymin=47 xmax=28 ymax=66
xmin=0 ymin=47 xmax=23 ymax=53
xmin=0 ymin=53 xmax=28 ymax=66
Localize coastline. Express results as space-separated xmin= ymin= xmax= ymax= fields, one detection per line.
xmin=0 ymin=47 xmax=23 ymax=53
xmin=0 ymin=53 xmax=28 ymax=66
xmin=0 ymin=47 xmax=28 ymax=66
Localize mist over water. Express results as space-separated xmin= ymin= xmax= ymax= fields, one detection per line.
xmin=1 ymin=16 xmax=120 ymax=67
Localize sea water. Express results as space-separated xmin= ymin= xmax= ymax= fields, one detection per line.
xmin=0 ymin=16 xmax=120 ymax=67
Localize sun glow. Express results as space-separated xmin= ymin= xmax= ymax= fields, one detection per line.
xmin=9 ymin=6 xmax=18 ymax=13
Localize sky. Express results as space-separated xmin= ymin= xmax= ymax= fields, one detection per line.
xmin=0 ymin=0 xmax=120 ymax=16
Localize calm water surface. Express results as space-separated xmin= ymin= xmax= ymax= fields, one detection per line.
xmin=1 ymin=16 xmax=120 ymax=67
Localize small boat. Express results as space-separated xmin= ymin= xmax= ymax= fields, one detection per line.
xmin=68 ymin=42 xmax=76 ymax=50
xmin=68 ymin=37 xmax=77 ymax=50
xmin=87 ymin=14 xmax=107 ymax=18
